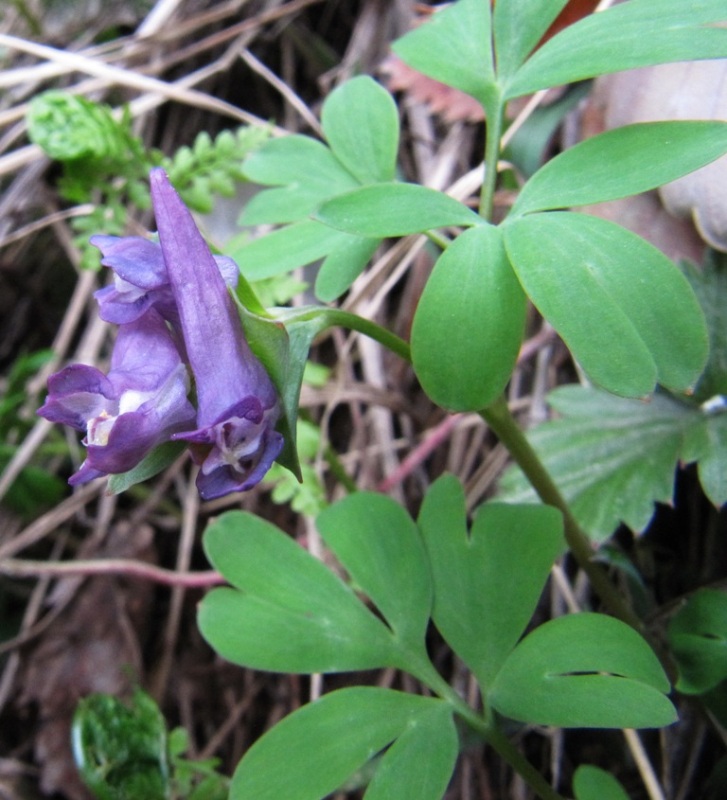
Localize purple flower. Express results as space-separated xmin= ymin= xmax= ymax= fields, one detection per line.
xmin=149 ymin=168 xmax=283 ymax=499
xmin=38 ymin=309 xmax=196 ymax=485
xmin=91 ymin=234 xmax=240 ymax=326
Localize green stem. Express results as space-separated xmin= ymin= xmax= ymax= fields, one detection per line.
xmin=407 ymin=653 xmax=565 ymax=800
xmin=425 ymin=229 xmax=451 ymax=251
xmin=479 ymin=96 xmax=505 ymax=221
xmin=323 ymin=443 xmax=357 ymax=494
xmin=485 ymin=725 xmax=567 ymax=800
xmin=481 ymin=396 xmax=642 ymax=631
xmin=322 ymin=309 xmax=412 ymax=363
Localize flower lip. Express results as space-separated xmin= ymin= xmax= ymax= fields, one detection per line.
xmin=173 ymin=405 xmax=284 ymax=500
xmin=38 ymin=308 xmax=196 ymax=485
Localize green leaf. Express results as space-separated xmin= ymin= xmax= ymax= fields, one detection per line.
xmin=498 ymin=386 xmax=698 ymax=540
xmin=489 ymin=613 xmax=676 ymax=728
xmin=418 ymin=475 xmax=564 ymax=689
xmin=668 ymin=588 xmax=727 ymax=695
xmin=317 ymin=492 xmax=432 ymax=648
xmin=573 ymin=765 xmax=630 ymax=800
xmin=314 ymin=235 xmax=380 ymax=302
xmin=107 ymin=440 xmax=186 ymax=495
xmin=198 ymin=512 xmax=396 ymax=672
xmin=684 ymin=254 xmax=727 ymax=401
xmin=28 ymin=90 xmax=134 ymax=161
xmin=363 ymin=703 xmax=458 ymax=800
xmin=493 ymin=0 xmax=570 ymax=81
xmin=72 ymin=690 xmax=169 ymax=800
xmin=231 ymin=219 xmax=364 ymax=281
xmin=512 ymin=122 xmax=727 ymax=215
xmin=505 ymin=0 xmax=727 ymax=99
xmin=411 ymin=225 xmax=526 ymax=411
xmin=691 ymin=410 xmax=727 ymax=507
xmin=240 ymin=185 xmax=324 ymax=225
xmin=241 ymin=134 xmax=358 ymax=220
xmin=321 ymin=76 xmax=399 ymax=184
xmin=230 ymin=688 xmax=449 ymax=800
xmin=316 ymin=183 xmax=482 ymax=238
xmin=503 ymin=212 xmax=708 ymax=396
xmin=391 ymin=0 xmax=496 ymax=110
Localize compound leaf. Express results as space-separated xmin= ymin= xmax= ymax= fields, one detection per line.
xmin=418 ymin=475 xmax=564 ymax=689
xmin=199 ymin=512 xmax=395 ymax=673
xmin=317 ymin=492 xmax=432 ymax=648
xmin=504 ymin=213 xmax=708 ymax=396
xmin=489 ymin=613 xmax=676 ymax=728
xmin=230 ymin=688 xmax=450 ymax=800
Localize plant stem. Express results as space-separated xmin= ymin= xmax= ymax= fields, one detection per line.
xmin=485 ymin=725 xmax=567 ymax=800
xmin=324 ymin=443 xmax=357 ymax=493
xmin=481 ymin=396 xmax=642 ymax=631
xmin=479 ymin=95 xmax=505 ymax=221
xmin=408 ymin=653 xmax=566 ymax=800
xmin=323 ymin=309 xmax=412 ymax=363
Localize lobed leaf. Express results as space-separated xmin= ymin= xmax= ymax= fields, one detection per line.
xmin=503 ymin=212 xmax=708 ymax=396
xmin=391 ymin=0 xmax=496 ymax=110
xmin=314 ymin=236 xmax=380 ymax=302
xmin=512 ymin=122 xmax=727 ymax=216
xmin=316 ymin=183 xmax=482 ymax=238
xmin=683 ymin=255 xmax=727 ymax=403
xmin=418 ymin=475 xmax=564 ymax=690
xmin=498 ymin=386 xmax=698 ymax=540
xmin=411 ymin=225 xmax=525 ymax=411
xmin=668 ymin=588 xmax=727 ymax=695
xmin=362 ymin=703 xmax=458 ymax=800
xmin=241 ymin=135 xmax=357 ymax=198
xmin=505 ymin=0 xmax=727 ymax=99
xmin=317 ymin=492 xmax=432 ymax=648
xmin=321 ymin=76 xmax=399 ymax=184
xmin=229 ymin=688 xmax=450 ymax=800
xmin=688 ymin=410 xmax=727 ymax=508
xmin=493 ymin=0 xmax=570 ymax=81
xmin=199 ymin=512 xmax=395 ymax=673
xmin=231 ymin=219 xmax=359 ymax=281
xmin=489 ymin=613 xmax=676 ymax=728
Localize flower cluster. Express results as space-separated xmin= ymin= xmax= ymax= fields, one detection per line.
xmin=39 ymin=168 xmax=284 ymax=499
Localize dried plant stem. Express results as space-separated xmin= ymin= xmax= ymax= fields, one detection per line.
xmin=623 ymin=729 xmax=666 ymax=800
xmin=0 ymin=557 xmax=223 ymax=588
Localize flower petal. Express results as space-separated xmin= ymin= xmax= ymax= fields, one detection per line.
xmin=39 ymin=309 xmax=196 ymax=486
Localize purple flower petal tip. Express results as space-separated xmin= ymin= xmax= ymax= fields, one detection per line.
xmin=151 ymin=169 xmax=283 ymax=495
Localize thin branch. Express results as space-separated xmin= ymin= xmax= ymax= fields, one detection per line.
xmin=0 ymin=557 xmax=224 ymax=588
